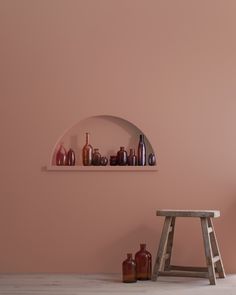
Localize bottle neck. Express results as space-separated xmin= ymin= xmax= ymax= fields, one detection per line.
xmin=127 ymin=253 xmax=132 ymax=260
xmin=86 ymin=133 xmax=89 ymax=144
xmin=140 ymin=244 xmax=146 ymax=251
xmin=139 ymin=135 xmax=144 ymax=142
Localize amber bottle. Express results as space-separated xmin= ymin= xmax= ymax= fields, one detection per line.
xmin=135 ymin=244 xmax=152 ymax=280
xmin=92 ymin=148 xmax=101 ymax=166
xmin=117 ymin=147 xmax=128 ymax=165
xmin=82 ymin=132 xmax=93 ymax=166
xmin=122 ymin=253 xmax=137 ymax=283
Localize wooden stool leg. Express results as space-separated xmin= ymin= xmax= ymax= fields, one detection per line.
xmin=152 ymin=217 xmax=172 ymax=281
xmin=164 ymin=217 xmax=176 ymax=271
xmin=208 ymin=218 xmax=226 ymax=278
xmin=201 ymin=217 xmax=216 ymax=285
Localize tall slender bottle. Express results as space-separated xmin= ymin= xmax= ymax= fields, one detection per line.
xmin=138 ymin=134 xmax=146 ymax=166
xmin=82 ymin=132 xmax=93 ymax=166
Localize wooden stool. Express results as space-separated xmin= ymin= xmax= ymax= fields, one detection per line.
xmin=152 ymin=210 xmax=226 ymax=285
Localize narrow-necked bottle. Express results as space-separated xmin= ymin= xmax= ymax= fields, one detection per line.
xmin=122 ymin=253 xmax=137 ymax=283
xmin=138 ymin=134 xmax=146 ymax=166
xmin=127 ymin=148 xmax=137 ymax=166
xmin=82 ymin=132 xmax=93 ymax=166
xmin=135 ymin=244 xmax=152 ymax=280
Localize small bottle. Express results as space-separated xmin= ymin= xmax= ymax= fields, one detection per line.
xmin=92 ymin=148 xmax=101 ymax=166
xmin=82 ymin=132 xmax=93 ymax=166
xmin=100 ymin=156 xmax=108 ymax=166
xmin=148 ymin=153 xmax=156 ymax=166
xmin=138 ymin=135 xmax=146 ymax=166
xmin=122 ymin=253 xmax=137 ymax=283
xmin=127 ymin=149 xmax=137 ymax=166
xmin=56 ymin=144 xmax=67 ymax=166
xmin=135 ymin=244 xmax=152 ymax=280
xmin=117 ymin=147 xmax=128 ymax=166
xmin=67 ymin=148 xmax=76 ymax=166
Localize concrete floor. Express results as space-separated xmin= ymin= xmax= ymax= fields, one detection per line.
xmin=0 ymin=274 xmax=235 ymax=295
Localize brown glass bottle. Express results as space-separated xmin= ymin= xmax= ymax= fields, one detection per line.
xmin=135 ymin=244 xmax=152 ymax=280
xmin=122 ymin=253 xmax=137 ymax=283
xmin=127 ymin=148 xmax=137 ymax=166
xmin=82 ymin=133 xmax=93 ymax=166
xmin=117 ymin=147 xmax=128 ymax=165
xmin=92 ymin=148 xmax=101 ymax=166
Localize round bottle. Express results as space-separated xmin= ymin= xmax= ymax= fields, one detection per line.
xmin=148 ymin=153 xmax=156 ymax=166
xmin=92 ymin=148 xmax=101 ymax=166
xmin=122 ymin=253 xmax=137 ymax=283
xmin=56 ymin=144 xmax=67 ymax=166
xmin=117 ymin=147 xmax=128 ymax=166
xmin=82 ymin=132 xmax=93 ymax=166
xmin=67 ymin=148 xmax=76 ymax=166
xmin=135 ymin=244 xmax=152 ymax=280
xmin=100 ymin=156 xmax=108 ymax=166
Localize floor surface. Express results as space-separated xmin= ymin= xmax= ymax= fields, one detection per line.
xmin=0 ymin=274 xmax=235 ymax=295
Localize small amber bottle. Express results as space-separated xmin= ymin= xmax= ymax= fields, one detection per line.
xmin=122 ymin=253 xmax=137 ymax=283
xmin=135 ymin=244 xmax=152 ymax=280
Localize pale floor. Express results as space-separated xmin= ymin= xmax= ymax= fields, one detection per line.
xmin=0 ymin=274 xmax=236 ymax=295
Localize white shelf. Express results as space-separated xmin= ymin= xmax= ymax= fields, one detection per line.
xmin=46 ymin=165 xmax=158 ymax=172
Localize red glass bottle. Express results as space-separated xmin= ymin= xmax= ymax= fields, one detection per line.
xmin=135 ymin=244 xmax=152 ymax=280
xmin=67 ymin=148 xmax=76 ymax=166
xmin=82 ymin=132 xmax=93 ymax=166
xmin=122 ymin=253 xmax=137 ymax=283
xmin=56 ymin=144 xmax=67 ymax=166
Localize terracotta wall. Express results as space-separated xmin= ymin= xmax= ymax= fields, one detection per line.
xmin=1 ymin=0 xmax=236 ymax=273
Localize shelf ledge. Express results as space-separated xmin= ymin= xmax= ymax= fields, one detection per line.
xmin=46 ymin=165 xmax=158 ymax=172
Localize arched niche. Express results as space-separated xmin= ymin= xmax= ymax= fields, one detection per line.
xmin=48 ymin=115 xmax=157 ymax=171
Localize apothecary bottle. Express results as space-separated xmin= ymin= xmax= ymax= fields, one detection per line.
xmin=127 ymin=148 xmax=137 ymax=166
xmin=56 ymin=144 xmax=67 ymax=166
xmin=67 ymin=148 xmax=76 ymax=166
xmin=82 ymin=132 xmax=93 ymax=166
xmin=92 ymin=148 xmax=101 ymax=166
xmin=135 ymin=244 xmax=152 ymax=280
xmin=117 ymin=147 xmax=128 ymax=166
xmin=148 ymin=153 xmax=156 ymax=166
xmin=122 ymin=253 xmax=137 ymax=283
xmin=138 ymin=134 xmax=146 ymax=166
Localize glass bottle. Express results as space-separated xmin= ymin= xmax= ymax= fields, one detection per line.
xmin=100 ymin=156 xmax=108 ymax=166
xmin=117 ymin=147 xmax=128 ymax=165
xmin=92 ymin=148 xmax=101 ymax=166
xmin=82 ymin=132 xmax=93 ymax=166
xmin=122 ymin=253 xmax=137 ymax=283
xmin=67 ymin=148 xmax=76 ymax=166
xmin=127 ymin=148 xmax=137 ymax=166
xmin=56 ymin=144 xmax=67 ymax=166
xmin=138 ymin=134 xmax=146 ymax=166
xmin=148 ymin=153 xmax=156 ymax=166
xmin=135 ymin=244 xmax=152 ymax=280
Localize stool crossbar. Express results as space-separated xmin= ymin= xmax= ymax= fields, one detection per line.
xmin=152 ymin=210 xmax=226 ymax=285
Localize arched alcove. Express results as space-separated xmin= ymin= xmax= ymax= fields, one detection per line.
xmin=47 ymin=115 xmax=157 ymax=171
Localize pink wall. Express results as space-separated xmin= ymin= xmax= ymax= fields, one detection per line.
xmin=1 ymin=0 xmax=236 ymax=273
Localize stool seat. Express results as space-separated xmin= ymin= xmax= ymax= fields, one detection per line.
xmin=157 ymin=209 xmax=220 ymax=218
xmin=152 ymin=209 xmax=225 ymax=285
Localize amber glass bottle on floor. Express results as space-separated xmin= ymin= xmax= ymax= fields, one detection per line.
xmin=122 ymin=253 xmax=137 ymax=283
xmin=135 ymin=244 xmax=152 ymax=280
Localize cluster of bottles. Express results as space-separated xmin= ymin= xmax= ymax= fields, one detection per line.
xmin=55 ymin=145 xmax=76 ymax=166
xmin=55 ymin=132 xmax=156 ymax=167
xmin=122 ymin=244 xmax=152 ymax=283
xmin=83 ymin=132 xmax=108 ymax=166
xmin=83 ymin=133 xmax=156 ymax=166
